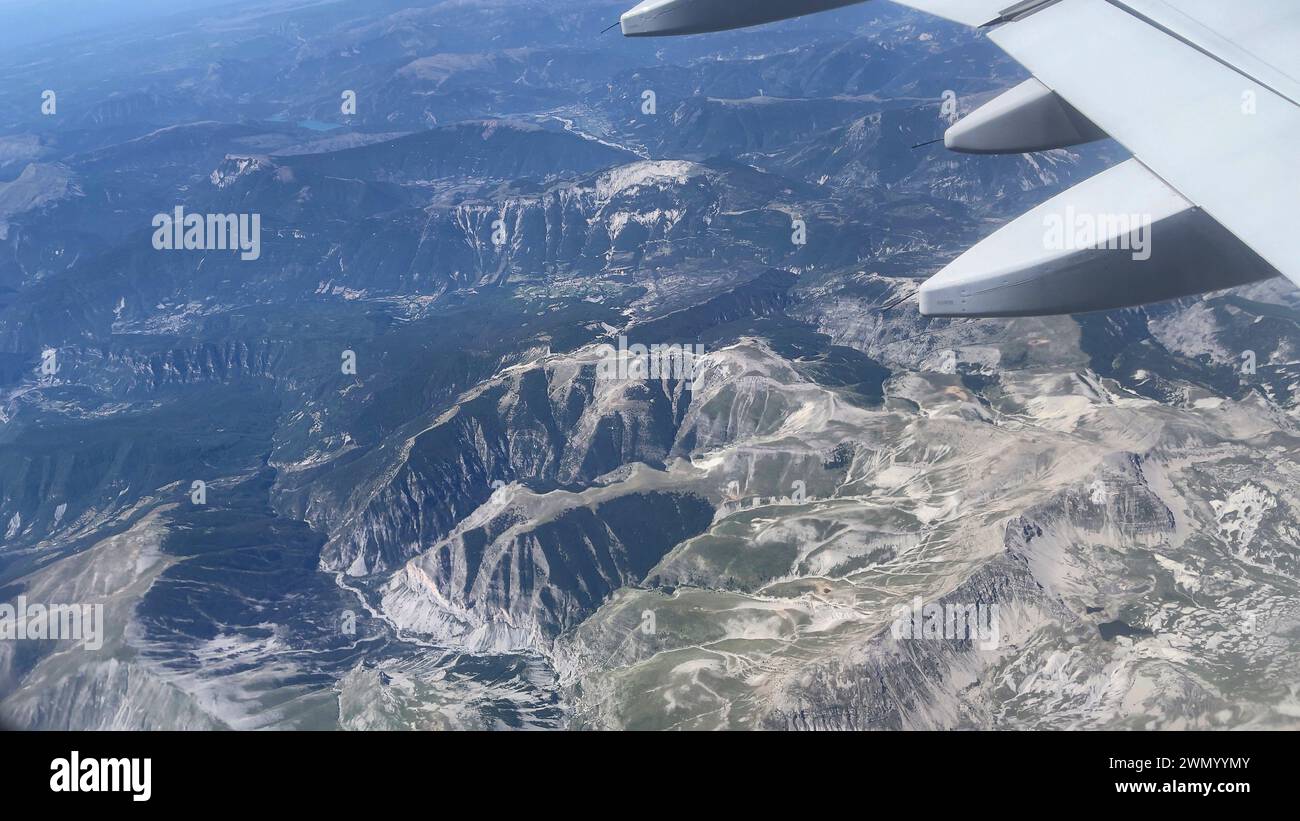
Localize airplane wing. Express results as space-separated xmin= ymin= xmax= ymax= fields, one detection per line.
xmin=620 ymin=0 xmax=1299 ymax=317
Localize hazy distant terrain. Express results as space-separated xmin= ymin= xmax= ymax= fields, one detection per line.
xmin=1 ymin=0 xmax=1297 ymax=730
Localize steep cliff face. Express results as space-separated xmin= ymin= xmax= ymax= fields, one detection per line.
xmin=381 ymin=489 xmax=714 ymax=652
xmin=313 ymin=352 xmax=695 ymax=575
xmin=401 ymin=158 xmax=866 ymax=286
xmin=167 ymin=150 xmax=862 ymax=299
xmin=305 ymin=315 xmax=869 ymax=574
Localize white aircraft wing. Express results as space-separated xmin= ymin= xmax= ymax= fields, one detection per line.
xmin=620 ymin=0 xmax=1300 ymax=317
